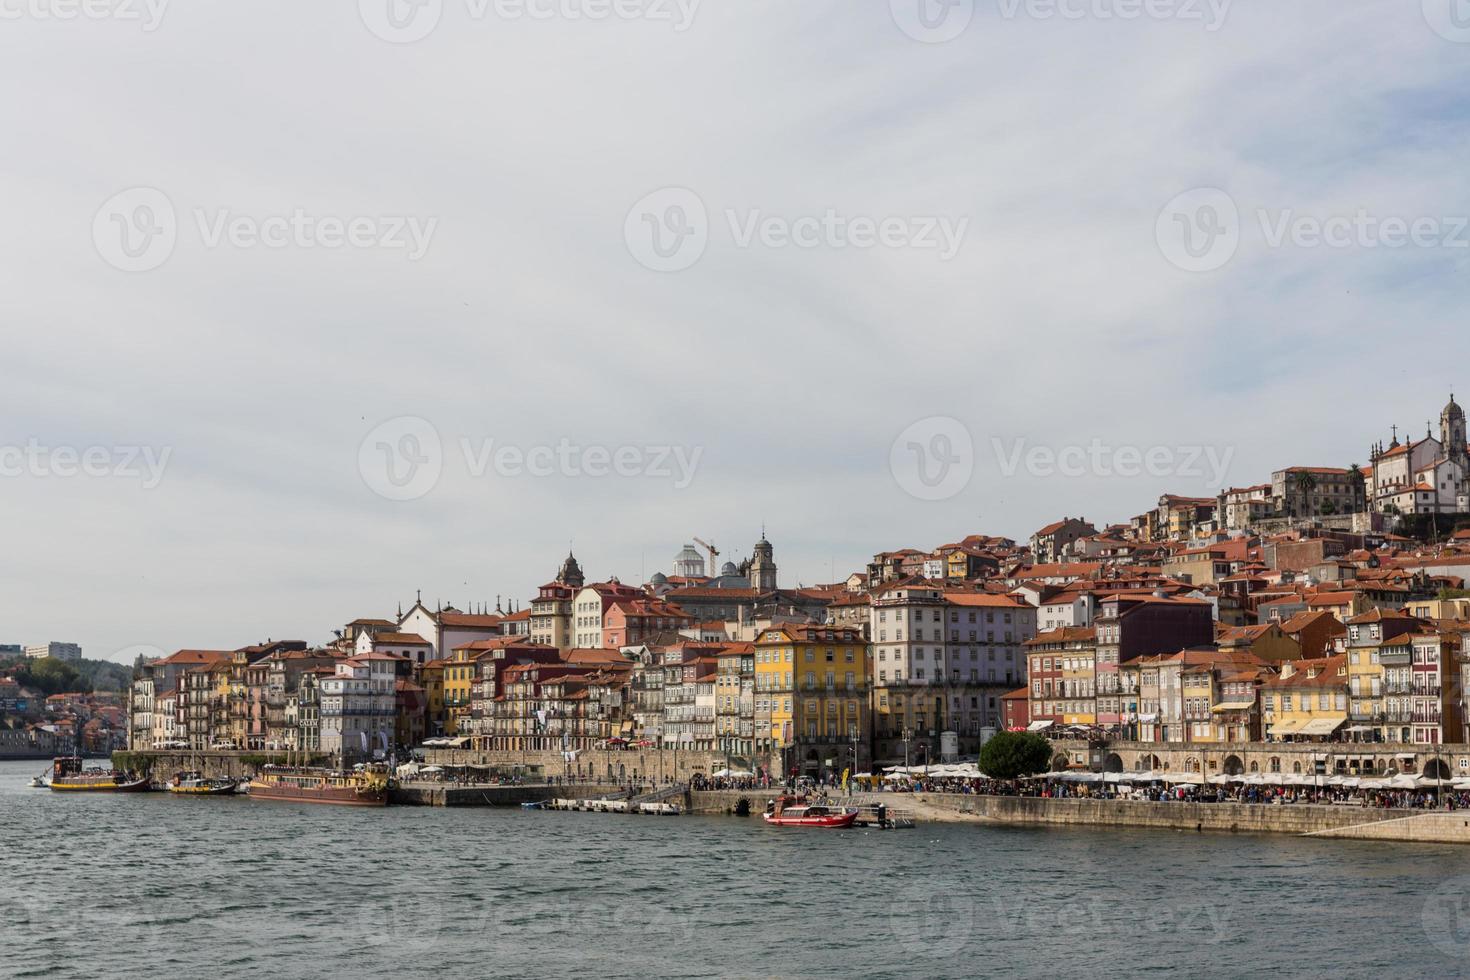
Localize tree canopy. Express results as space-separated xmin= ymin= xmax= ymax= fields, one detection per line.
xmin=978 ymin=731 xmax=1052 ymax=780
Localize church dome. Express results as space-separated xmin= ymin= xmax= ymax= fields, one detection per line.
xmin=720 ymin=561 xmax=738 ymax=576
xmin=650 ymin=572 xmax=668 ymax=586
xmin=1445 ymin=394 xmax=1464 ymax=420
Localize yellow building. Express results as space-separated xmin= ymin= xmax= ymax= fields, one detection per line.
xmin=754 ymin=624 xmax=868 ymax=777
xmin=443 ymin=646 xmax=486 ymax=735
xmin=1261 ymin=654 xmax=1348 ymax=742
xmin=1344 ymin=609 xmax=1425 ymax=742
xmin=418 ymin=659 xmax=447 ymax=737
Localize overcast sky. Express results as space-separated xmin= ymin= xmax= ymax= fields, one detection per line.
xmin=4 ymin=1 xmax=1469 ymax=661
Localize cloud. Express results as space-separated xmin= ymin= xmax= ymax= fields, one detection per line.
xmin=1 ymin=1 xmax=1466 ymax=657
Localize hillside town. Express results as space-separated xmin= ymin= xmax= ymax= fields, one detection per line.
xmin=119 ymin=395 xmax=1470 ymax=783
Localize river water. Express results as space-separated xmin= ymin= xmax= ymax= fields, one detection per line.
xmin=4 ymin=759 xmax=1470 ymax=978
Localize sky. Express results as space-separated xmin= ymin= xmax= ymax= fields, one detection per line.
xmin=4 ymin=0 xmax=1470 ymax=661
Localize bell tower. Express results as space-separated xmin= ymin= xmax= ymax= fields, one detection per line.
xmin=749 ymin=532 xmax=777 ymax=592
xmin=1443 ymin=394 xmax=1467 ymax=465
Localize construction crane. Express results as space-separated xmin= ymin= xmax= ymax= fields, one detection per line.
xmin=693 ymin=537 xmax=720 ymax=576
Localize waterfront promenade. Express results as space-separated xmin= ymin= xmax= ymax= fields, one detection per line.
xmin=685 ymin=788 xmax=1470 ymax=843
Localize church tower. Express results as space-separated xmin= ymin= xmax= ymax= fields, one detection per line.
xmin=1442 ymin=394 xmax=1467 ymax=466
xmin=556 ymin=551 xmax=585 ymax=589
xmin=749 ymin=533 xmax=777 ymax=592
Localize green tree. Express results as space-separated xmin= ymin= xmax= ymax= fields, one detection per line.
xmin=13 ymin=657 xmax=87 ymax=696
xmin=978 ymin=731 xmax=1052 ymax=780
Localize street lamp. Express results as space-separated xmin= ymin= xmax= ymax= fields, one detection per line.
xmin=849 ymin=724 xmax=860 ymax=794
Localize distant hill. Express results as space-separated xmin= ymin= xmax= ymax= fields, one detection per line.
xmin=0 ymin=656 xmax=132 ymax=695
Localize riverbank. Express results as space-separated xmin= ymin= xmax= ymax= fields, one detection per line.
xmin=686 ymin=789 xmax=1470 ymax=843
xmin=390 ymin=782 xmax=620 ymax=807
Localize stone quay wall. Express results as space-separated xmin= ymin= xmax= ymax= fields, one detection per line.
xmin=421 ymin=747 xmax=760 ymax=784
xmin=391 ymin=782 xmax=621 ymax=807
xmin=111 ymin=750 xmax=322 ymax=780
xmin=915 ymin=793 xmax=1388 ymax=836
xmin=688 ymin=789 xmax=1408 ymax=838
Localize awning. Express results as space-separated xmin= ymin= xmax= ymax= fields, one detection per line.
xmin=1026 ymin=720 xmax=1054 ymax=732
xmin=1210 ymin=701 xmax=1255 ymax=712
xmin=1268 ymin=719 xmax=1304 ymax=737
xmin=1297 ymin=717 xmax=1346 ymax=736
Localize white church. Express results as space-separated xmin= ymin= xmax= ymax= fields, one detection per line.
xmin=1369 ymin=394 xmax=1470 ymax=516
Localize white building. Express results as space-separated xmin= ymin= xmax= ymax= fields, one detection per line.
xmin=26 ymin=642 xmax=81 ymax=662
xmin=319 ymin=653 xmax=399 ymax=763
xmin=1369 ymin=395 xmax=1470 ymax=516
xmin=356 ymin=629 xmax=434 ymax=667
xmin=398 ymin=600 xmax=508 ymax=659
xmin=869 ymin=581 xmax=1036 ymax=762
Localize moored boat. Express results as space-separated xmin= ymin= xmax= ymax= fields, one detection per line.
xmin=47 ymin=757 xmax=150 ymax=793
xmin=166 ymin=770 xmax=238 ymax=795
xmin=247 ymin=765 xmax=389 ymax=807
xmin=762 ymin=795 xmax=858 ymax=828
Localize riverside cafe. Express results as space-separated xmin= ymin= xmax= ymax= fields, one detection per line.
xmin=1037 ymin=769 xmax=1470 ymax=799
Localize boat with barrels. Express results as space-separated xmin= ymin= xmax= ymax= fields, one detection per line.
xmin=47 ymin=757 xmax=150 ymax=793
xmin=247 ymin=765 xmax=389 ymax=807
xmin=762 ymin=795 xmax=858 ymax=828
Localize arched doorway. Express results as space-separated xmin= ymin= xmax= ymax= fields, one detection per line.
xmin=1223 ymin=755 xmax=1244 ymax=775
xmin=1103 ymin=753 xmax=1124 ymax=773
xmin=1425 ymin=759 xmax=1452 ymax=780
xmin=1052 ymin=753 xmax=1070 ymax=772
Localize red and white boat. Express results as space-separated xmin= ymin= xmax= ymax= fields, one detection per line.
xmin=762 ymin=795 xmax=859 ymax=828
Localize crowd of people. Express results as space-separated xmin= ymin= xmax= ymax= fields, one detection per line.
xmin=866 ymin=773 xmax=1470 ymax=811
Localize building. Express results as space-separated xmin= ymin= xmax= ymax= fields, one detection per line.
xmin=748 ymin=535 xmax=778 ymax=592
xmin=1407 ymin=632 xmax=1462 ymax=745
xmin=1344 ymin=609 xmax=1427 ymax=743
xmin=754 ymin=624 xmax=867 ymax=778
xmin=714 ymin=644 xmax=755 ymax=762
xmin=1261 ymin=655 xmax=1349 ymax=743
xmin=530 ymin=553 xmax=584 ymax=650
xmin=1369 ymin=395 xmax=1470 ymax=517
xmin=1271 ymin=467 xmax=1367 ymax=519
xmin=25 ymin=642 xmax=81 ymax=662
xmin=398 ymin=599 xmax=509 ymax=659
xmin=1024 ymin=627 xmax=1096 ymax=730
xmin=572 ymin=581 xmax=645 ymax=650
xmin=1030 ymin=518 xmax=1097 ymax=564
xmin=319 ymin=653 xmax=401 ymax=763
xmin=356 ymin=630 xmax=433 ymax=667
xmin=1098 ymin=593 xmax=1214 ymax=733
